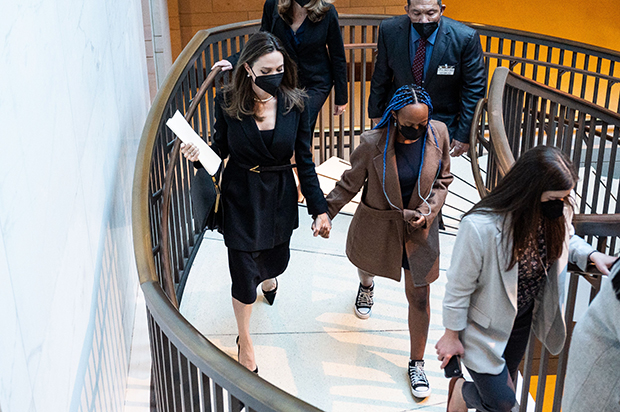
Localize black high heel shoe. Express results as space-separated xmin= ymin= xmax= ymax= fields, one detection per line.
xmin=236 ymin=336 xmax=258 ymax=374
xmin=261 ymin=278 xmax=278 ymax=305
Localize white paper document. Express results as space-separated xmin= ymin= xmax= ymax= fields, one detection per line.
xmin=166 ymin=110 xmax=222 ymax=176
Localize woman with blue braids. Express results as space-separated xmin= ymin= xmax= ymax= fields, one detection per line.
xmin=324 ymin=84 xmax=453 ymax=399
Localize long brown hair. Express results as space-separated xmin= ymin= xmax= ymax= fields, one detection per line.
xmin=464 ymin=146 xmax=579 ymax=270
xmin=222 ymin=32 xmax=305 ymax=120
xmin=278 ymin=0 xmax=332 ymax=24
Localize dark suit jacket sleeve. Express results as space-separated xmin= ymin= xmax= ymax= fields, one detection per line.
xmin=454 ymin=30 xmax=486 ymax=143
xmin=295 ymin=107 xmax=328 ymax=216
xmin=325 ymin=135 xmax=371 ymax=219
xmin=368 ymin=21 xmax=393 ymax=119
xmin=210 ymin=94 xmax=230 ymax=160
xmin=260 ymin=0 xmax=274 ymax=32
xmin=326 ymin=7 xmax=348 ymax=106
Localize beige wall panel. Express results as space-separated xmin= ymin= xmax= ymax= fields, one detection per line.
xmin=168 ymin=0 xmax=180 ymax=14
xmin=170 ymin=29 xmax=183 ymax=59
xmin=341 ymin=0 xmax=401 ymax=6
xmin=179 ymin=0 xmax=213 ymax=13
xmin=384 ymin=5 xmax=404 ymax=15
xmin=213 ymin=0 xmax=264 ymax=13
xmin=339 ymin=6 xmax=388 ymax=14
xmin=182 ymin=11 xmax=250 ymax=27
xmin=171 ymin=0 xmax=619 ymax=57
xmin=333 ymin=0 xmax=351 ymax=7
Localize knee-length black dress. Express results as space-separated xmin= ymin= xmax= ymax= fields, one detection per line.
xmin=207 ymin=92 xmax=328 ymax=304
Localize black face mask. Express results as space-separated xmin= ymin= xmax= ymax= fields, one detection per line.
xmin=541 ymin=199 xmax=564 ymax=220
xmin=412 ymin=21 xmax=439 ymax=39
xmin=295 ymin=0 xmax=311 ymax=6
xmin=251 ymin=68 xmax=284 ymax=97
xmin=397 ymin=120 xmax=426 ymax=142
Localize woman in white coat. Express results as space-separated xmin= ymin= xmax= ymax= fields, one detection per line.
xmin=435 ymin=146 xmax=617 ymax=412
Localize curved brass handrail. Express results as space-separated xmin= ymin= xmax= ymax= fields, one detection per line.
xmin=159 ymin=66 xmax=222 ymax=309
xmin=486 ymin=67 xmax=516 ymax=175
xmin=468 ymin=22 xmax=620 ymax=61
xmin=133 ymin=30 xmax=212 ymax=286
xmin=487 ymin=66 xmax=620 ymax=175
xmin=468 ymin=97 xmax=491 ymax=199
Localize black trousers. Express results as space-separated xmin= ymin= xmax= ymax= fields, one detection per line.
xmin=305 ymin=88 xmax=330 ymax=134
xmin=462 ymin=301 xmax=535 ymax=412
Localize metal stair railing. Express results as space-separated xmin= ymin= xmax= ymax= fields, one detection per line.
xmin=133 ymin=17 xmax=620 ymax=412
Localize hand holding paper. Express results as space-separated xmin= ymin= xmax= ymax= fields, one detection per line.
xmin=166 ymin=110 xmax=222 ymax=176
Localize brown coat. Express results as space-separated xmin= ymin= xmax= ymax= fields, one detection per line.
xmin=326 ymin=120 xmax=453 ymax=285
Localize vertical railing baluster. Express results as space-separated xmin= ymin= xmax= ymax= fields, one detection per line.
xmin=556 ymin=49 xmax=565 ymax=90
xmin=590 ymin=121 xmax=609 ymax=214
xmin=214 ymin=383 xmax=225 ymax=412
xmin=546 ymin=100 xmax=558 ymax=146
xmin=592 ymin=56 xmax=603 ymax=106
xmin=360 ymin=25 xmax=368 ymax=138
xmin=534 ymin=349 xmax=550 ymax=412
xmin=580 ymin=54 xmax=590 ymax=100
xmin=551 ymin=273 xmax=580 ymax=412
xmin=572 ymin=111 xmax=587 ymax=178
xmin=201 ymin=373 xmax=212 ymax=412
xmin=532 ymin=44 xmax=541 ymax=82
xmin=519 ymin=331 xmax=536 ymax=412
xmin=602 ymin=126 xmax=619 ymax=214
xmin=555 ymin=104 xmax=567 ymax=149
xmin=567 ymin=51 xmax=578 ymax=98
xmin=580 ymin=115 xmax=598 ymax=214
xmin=536 ymin=97 xmax=547 ymax=145
xmin=543 ymin=46 xmax=553 ymax=86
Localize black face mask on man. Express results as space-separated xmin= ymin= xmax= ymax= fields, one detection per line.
xmin=397 ymin=120 xmax=426 ymax=142
xmin=412 ymin=21 xmax=439 ymax=39
xmin=251 ymin=67 xmax=284 ymax=97
xmin=541 ymin=199 xmax=564 ymax=220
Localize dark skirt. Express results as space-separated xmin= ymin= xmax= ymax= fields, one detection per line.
xmin=228 ymin=240 xmax=290 ymax=304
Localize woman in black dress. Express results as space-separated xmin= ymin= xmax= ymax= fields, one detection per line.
xmin=214 ymin=0 xmax=348 ymax=130
xmin=181 ymin=32 xmax=331 ymax=372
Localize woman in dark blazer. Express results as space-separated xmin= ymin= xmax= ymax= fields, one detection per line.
xmin=181 ymin=32 xmax=331 ymax=373
xmin=215 ymin=0 xmax=348 ymax=130
xmin=325 ymin=85 xmax=453 ymax=398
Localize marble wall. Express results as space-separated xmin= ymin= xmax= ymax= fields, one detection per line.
xmin=0 ymin=1 xmax=150 ymax=411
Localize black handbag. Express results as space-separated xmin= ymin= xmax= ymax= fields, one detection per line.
xmin=191 ymin=166 xmax=223 ymax=232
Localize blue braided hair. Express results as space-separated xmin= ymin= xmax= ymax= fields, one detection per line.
xmin=373 ymin=84 xmax=433 ymax=130
xmin=375 ymin=84 xmax=440 ymax=214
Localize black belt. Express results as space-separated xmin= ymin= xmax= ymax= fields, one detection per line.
xmin=235 ymin=161 xmax=297 ymax=173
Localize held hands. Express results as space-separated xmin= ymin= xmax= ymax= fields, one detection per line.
xmin=404 ymin=209 xmax=426 ymax=231
xmin=180 ymin=142 xmax=200 ymax=162
xmin=589 ymin=251 xmax=618 ymax=276
xmin=435 ymin=329 xmax=465 ymax=369
xmin=312 ymin=213 xmax=332 ymax=238
xmin=450 ymin=140 xmax=469 ymax=157
xmin=211 ymin=59 xmax=233 ymax=72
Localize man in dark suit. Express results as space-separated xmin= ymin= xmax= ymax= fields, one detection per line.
xmin=368 ymin=0 xmax=486 ymax=157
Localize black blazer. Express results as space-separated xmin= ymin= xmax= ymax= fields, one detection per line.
xmin=368 ymin=15 xmax=486 ymax=143
xmin=209 ymin=92 xmax=328 ymax=251
xmin=259 ymin=0 xmax=347 ymax=105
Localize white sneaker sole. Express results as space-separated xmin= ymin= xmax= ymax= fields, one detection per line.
xmin=354 ymin=306 xmax=371 ymax=319
xmin=411 ymin=386 xmax=431 ymax=398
